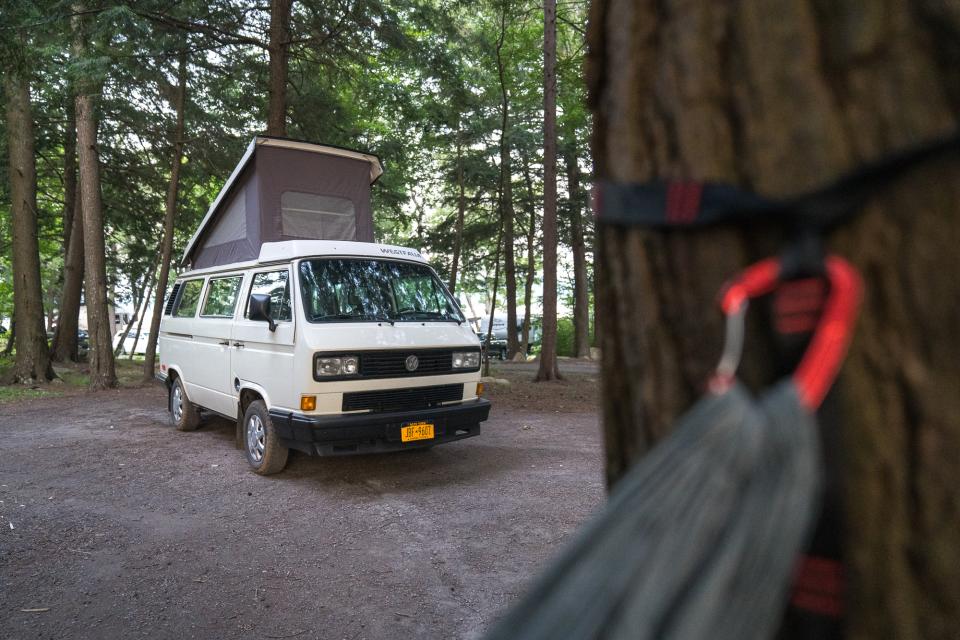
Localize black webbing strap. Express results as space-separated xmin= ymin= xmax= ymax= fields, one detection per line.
xmin=597 ymin=132 xmax=960 ymax=230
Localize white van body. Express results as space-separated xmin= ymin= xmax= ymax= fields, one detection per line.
xmin=158 ymin=239 xmax=489 ymax=474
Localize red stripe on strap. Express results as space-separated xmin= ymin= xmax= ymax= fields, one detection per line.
xmin=680 ymin=182 xmax=703 ymax=223
xmin=791 ymin=555 xmax=845 ymax=617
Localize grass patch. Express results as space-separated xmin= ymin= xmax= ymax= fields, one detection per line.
xmin=0 ymin=384 xmax=59 ymax=404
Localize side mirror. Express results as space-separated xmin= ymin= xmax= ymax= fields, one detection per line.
xmin=249 ymin=293 xmax=277 ymax=332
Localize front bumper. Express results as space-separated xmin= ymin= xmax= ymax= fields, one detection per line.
xmin=268 ymin=398 xmax=491 ymax=456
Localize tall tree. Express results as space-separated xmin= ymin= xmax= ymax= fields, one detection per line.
xmin=448 ymin=128 xmax=466 ymax=294
xmin=520 ymin=153 xmax=538 ymax=356
xmin=589 ymin=1 xmax=960 ymax=637
xmin=564 ymin=141 xmax=590 ymax=358
xmin=51 ymin=86 xmax=84 ymax=363
xmin=73 ymin=4 xmax=116 ymax=389
xmin=143 ymin=48 xmax=188 ymax=382
xmin=535 ymin=0 xmax=560 ymax=381
xmin=494 ymin=1 xmax=520 ymax=359
xmin=3 ymin=46 xmax=55 ymax=382
xmin=266 ymin=0 xmax=293 ymax=136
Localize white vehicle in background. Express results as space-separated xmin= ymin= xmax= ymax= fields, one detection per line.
xmin=156 ymin=137 xmax=490 ymax=475
xmin=112 ymin=330 xmax=150 ymax=355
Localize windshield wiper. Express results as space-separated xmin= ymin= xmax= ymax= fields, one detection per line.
xmin=396 ymin=310 xmax=462 ymax=323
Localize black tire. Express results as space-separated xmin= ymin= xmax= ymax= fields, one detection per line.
xmin=169 ymin=377 xmax=200 ymax=432
xmin=242 ymin=400 xmax=289 ymax=475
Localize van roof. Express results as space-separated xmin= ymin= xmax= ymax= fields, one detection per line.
xmin=181 ymin=136 xmax=384 ymax=270
xmin=176 ymin=240 xmax=427 ymax=278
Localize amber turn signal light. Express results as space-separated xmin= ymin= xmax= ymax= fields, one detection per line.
xmin=476 ymin=382 xmax=484 ymax=397
xmin=300 ymin=395 xmax=317 ymax=411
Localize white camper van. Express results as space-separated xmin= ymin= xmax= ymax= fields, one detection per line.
xmin=157 ymin=137 xmax=490 ymax=474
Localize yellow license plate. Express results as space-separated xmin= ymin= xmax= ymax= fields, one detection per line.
xmin=401 ymin=421 xmax=435 ymax=442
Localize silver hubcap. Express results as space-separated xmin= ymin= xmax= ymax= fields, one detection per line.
xmin=172 ymin=384 xmax=183 ymax=423
xmin=247 ymin=414 xmax=266 ymax=462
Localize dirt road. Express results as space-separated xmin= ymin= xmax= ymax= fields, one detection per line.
xmin=0 ymin=373 xmax=603 ymax=640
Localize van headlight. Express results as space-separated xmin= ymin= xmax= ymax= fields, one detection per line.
xmin=315 ymin=355 xmax=359 ymax=377
xmin=452 ymin=351 xmax=480 ymax=369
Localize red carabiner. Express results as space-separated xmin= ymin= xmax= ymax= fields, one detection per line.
xmin=711 ymin=256 xmax=863 ymax=412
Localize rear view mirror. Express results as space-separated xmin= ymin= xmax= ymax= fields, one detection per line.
xmin=249 ymin=293 xmax=277 ymax=332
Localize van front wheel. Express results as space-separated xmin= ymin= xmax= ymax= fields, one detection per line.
xmin=243 ymin=400 xmax=289 ymax=475
xmin=170 ymin=377 xmax=200 ymax=432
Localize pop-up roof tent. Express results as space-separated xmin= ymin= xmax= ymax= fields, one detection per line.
xmin=181 ymin=136 xmax=383 ymax=270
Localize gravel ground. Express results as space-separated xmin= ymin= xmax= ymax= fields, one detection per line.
xmin=0 ymin=372 xmax=603 ymax=640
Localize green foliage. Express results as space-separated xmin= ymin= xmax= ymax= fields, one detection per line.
xmin=555 ymin=315 xmax=594 ymax=357
xmin=1 ymin=0 xmax=592 ymax=363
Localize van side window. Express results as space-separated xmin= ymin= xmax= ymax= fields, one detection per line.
xmin=246 ymin=270 xmax=291 ymax=322
xmin=200 ymin=276 xmax=243 ymax=318
xmin=173 ymin=279 xmax=204 ymax=318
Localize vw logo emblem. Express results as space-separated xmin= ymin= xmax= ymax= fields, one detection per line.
xmin=405 ymin=355 xmax=419 ymax=372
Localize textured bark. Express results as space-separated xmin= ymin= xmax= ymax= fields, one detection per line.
xmin=74 ymin=5 xmax=116 ymax=389
xmin=495 ymin=4 xmax=520 ymax=359
xmin=266 ymin=0 xmax=292 ymax=136
xmin=51 ymin=93 xmax=83 ymax=363
xmin=4 ymin=65 xmax=54 ymax=382
xmin=564 ymin=142 xmax=591 ymax=358
xmin=520 ymin=154 xmax=537 ymax=356
xmin=144 ymin=51 xmax=187 ymax=382
xmin=448 ymin=131 xmax=466 ymax=295
xmin=588 ymin=0 xmax=960 ymax=638
xmin=535 ymin=0 xmax=560 ymax=382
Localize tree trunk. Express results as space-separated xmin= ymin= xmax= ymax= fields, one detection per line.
xmin=449 ymin=130 xmax=466 ymax=295
xmin=520 ymin=154 xmax=538 ymax=356
xmin=535 ymin=0 xmax=560 ymax=382
xmin=143 ymin=50 xmax=187 ymax=382
xmin=51 ymin=92 xmax=83 ymax=363
xmin=564 ymin=142 xmax=590 ymax=358
xmin=3 ymin=322 xmax=14 ymax=356
xmin=495 ymin=4 xmax=520 ymax=360
xmin=74 ymin=5 xmax=116 ymax=389
xmin=266 ymin=0 xmax=293 ymax=136
xmin=4 ymin=65 xmax=54 ymax=383
xmin=588 ymin=1 xmax=960 ymax=638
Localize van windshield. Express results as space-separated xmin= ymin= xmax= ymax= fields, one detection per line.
xmin=298 ymin=258 xmax=464 ymax=323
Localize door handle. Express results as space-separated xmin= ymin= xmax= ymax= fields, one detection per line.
xmin=232 ymin=341 xmax=245 ymax=348
xmin=218 ymin=340 xmax=230 ymax=346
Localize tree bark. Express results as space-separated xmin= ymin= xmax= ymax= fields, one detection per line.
xmin=51 ymin=90 xmax=83 ymax=363
xmin=535 ymin=0 xmax=560 ymax=382
xmin=520 ymin=154 xmax=538 ymax=356
xmin=495 ymin=4 xmax=520 ymax=360
xmin=143 ymin=50 xmax=188 ymax=382
xmin=266 ymin=0 xmax=293 ymax=136
xmin=3 ymin=322 xmax=14 ymax=356
xmin=4 ymin=64 xmax=55 ymax=382
xmin=449 ymin=130 xmax=466 ymax=295
xmin=588 ymin=1 xmax=960 ymax=637
xmin=564 ymin=141 xmax=590 ymax=359
xmin=74 ymin=4 xmax=116 ymax=389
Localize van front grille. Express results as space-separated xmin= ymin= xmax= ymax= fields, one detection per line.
xmin=359 ymin=349 xmax=460 ymax=378
xmin=342 ymin=384 xmax=463 ymax=412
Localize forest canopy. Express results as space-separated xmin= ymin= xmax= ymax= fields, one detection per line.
xmin=0 ymin=0 xmax=592 ymax=380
